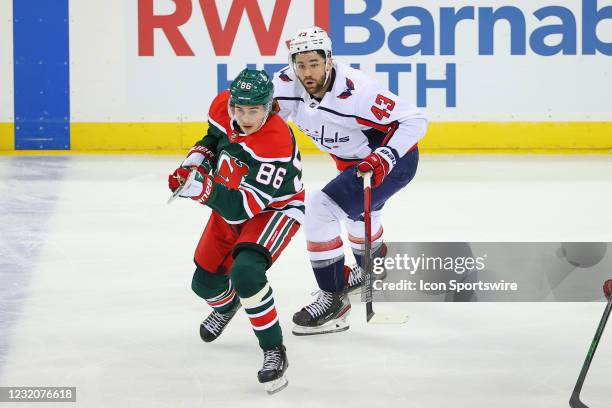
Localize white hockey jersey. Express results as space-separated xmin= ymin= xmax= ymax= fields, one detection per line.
xmin=273 ymin=62 xmax=428 ymax=170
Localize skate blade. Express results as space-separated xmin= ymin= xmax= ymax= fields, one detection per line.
xmin=264 ymin=375 xmax=288 ymax=395
xmin=292 ymin=317 xmax=350 ymax=336
xmin=368 ymin=312 xmax=409 ymax=325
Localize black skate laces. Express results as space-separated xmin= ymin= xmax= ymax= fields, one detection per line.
xmin=262 ymin=349 xmax=282 ymax=370
xmin=203 ymin=311 xmax=231 ymax=335
xmin=304 ymin=291 xmax=334 ymax=317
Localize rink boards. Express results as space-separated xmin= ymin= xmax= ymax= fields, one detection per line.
xmin=1 ymin=0 xmax=612 ymax=153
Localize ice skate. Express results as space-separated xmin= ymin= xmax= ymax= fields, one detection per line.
xmin=199 ymin=302 xmax=241 ymax=343
xmin=292 ymin=291 xmax=351 ymax=335
xmin=258 ymin=345 xmax=289 ymax=395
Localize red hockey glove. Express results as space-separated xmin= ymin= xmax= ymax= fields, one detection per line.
xmin=357 ymin=147 xmax=398 ymax=187
xmin=604 ymin=279 xmax=612 ymax=300
xmin=167 ymin=167 xmax=214 ymax=204
xmin=182 ymin=145 xmax=215 ymax=173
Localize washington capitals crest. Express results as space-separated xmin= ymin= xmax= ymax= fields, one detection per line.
xmin=337 ymin=78 xmax=355 ymax=99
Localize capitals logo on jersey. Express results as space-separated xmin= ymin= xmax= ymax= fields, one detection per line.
xmin=214 ymin=152 xmax=249 ymax=189
xmin=337 ymin=78 xmax=355 ymax=99
xmin=297 ymin=124 xmax=350 ymax=150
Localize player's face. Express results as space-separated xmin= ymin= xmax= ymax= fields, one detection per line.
xmin=293 ymin=52 xmax=329 ymax=96
xmin=233 ymin=104 xmax=266 ymax=135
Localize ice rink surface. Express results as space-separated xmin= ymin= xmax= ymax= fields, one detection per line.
xmin=1 ymin=153 xmax=611 ymax=407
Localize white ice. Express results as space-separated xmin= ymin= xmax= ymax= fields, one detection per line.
xmin=1 ymin=154 xmax=611 ymax=407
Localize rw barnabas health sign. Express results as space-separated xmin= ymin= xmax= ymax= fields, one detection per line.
xmin=137 ymin=0 xmax=612 ymax=109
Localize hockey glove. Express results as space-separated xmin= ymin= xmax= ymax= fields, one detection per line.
xmin=605 ymin=279 xmax=612 ymax=300
xmin=168 ymin=167 xmax=214 ymax=205
xmin=357 ymin=147 xmax=398 ymax=187
xmin=181 ymin=145 xmax=215 ymax=173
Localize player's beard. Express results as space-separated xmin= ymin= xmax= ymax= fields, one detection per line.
xmin=301 ymin=74 xmax=328 ymax=96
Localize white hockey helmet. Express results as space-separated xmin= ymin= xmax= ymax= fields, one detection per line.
xmin=288 ymin=26 xmax=332 ymax=62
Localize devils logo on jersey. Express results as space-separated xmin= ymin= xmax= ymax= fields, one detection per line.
xmin=214 ymin=152 xmax=249 ymax=189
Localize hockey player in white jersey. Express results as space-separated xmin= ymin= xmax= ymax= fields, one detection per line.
xmin=273 ymin=27 xmax=428 ymax=335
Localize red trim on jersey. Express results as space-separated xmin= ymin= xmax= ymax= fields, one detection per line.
xmin=307 ymin=237 xmax=343 ymax=252
xmin=241 ymin=115 xmax=294 ymax=160
xmin=208 ymin=90 xmax=231 ymax=131
xmin=268 ymin=190 xmax=305 ymax=209
xmin=249 ymin=307 xmax=278 ymax=328
xmin=348 ymin=227 xmax=384 ymax=244
xmin=330 ymin=144 xmax=418 ymax=172
xmin=355 ymin=118 xmax=400 ymax=147
xmin=356 ymin=117 xmax=390 ymax=132
xmin=381 ymin=121 xmax=399 ymax=146
xmin=240 ymin=188 xmax=265 ymax=216
xmin=208 ymin=91 xmax=294 ymax=161
xmin=329 ymin=155 xmax=360 ymax=172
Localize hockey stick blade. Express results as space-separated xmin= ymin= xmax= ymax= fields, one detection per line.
xmin=569 ymin=393 xmax=588 ymax=408
xmin=167 ymin=168 xmax=197 ymax=205
xmin=368 ymin=312 xmax=409 ymax=325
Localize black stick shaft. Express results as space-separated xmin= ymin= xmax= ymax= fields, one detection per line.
xmin=570 ymin=299 xmax=612 ymax=407
xmin=363 ymin=173 xmax=374 ymax=322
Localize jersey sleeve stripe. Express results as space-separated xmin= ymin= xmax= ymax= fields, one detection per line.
xmin=355 ymin=117 xmax=400 ymax=148
xmin=381 ymin=121 xmax=400 ymax=146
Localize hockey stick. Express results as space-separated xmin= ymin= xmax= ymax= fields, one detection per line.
xmin=569 ymin=279 xmax=612 ymax=408
xmin=167 ymin=168 xmax=198 ymax=205
xmin=361 ymin=171 xmax=408 ymax=325
xmin=362 ymin=171 xmax=375 ymax=322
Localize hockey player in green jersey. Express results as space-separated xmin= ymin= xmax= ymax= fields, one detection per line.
xmin=168 ymin=69 xmax=304 ymax=394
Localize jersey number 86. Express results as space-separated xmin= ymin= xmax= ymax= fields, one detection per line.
xmin=256 ymin=163 xmax=286 ymax=189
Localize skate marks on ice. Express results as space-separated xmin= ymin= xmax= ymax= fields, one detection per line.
xmin=0 ymin=156 xmax=70 ymax=379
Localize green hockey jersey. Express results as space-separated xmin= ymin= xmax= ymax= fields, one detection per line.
xmin=193 ymin=90 xmax=305 ymax=225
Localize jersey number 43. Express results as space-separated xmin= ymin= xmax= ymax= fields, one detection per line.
xmin=371 ymin=94 xmax=396 ymax=121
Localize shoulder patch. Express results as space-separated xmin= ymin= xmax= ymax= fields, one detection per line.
xmin=239 ymin=115 xmax=294 ymax=163
xmin=208 ymin=90 xmax=231 ymax=133
xmin=337 ymin=77 xmax=355 ymax=99
xmin=278 ymin=67 xmax=293 ymax=82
